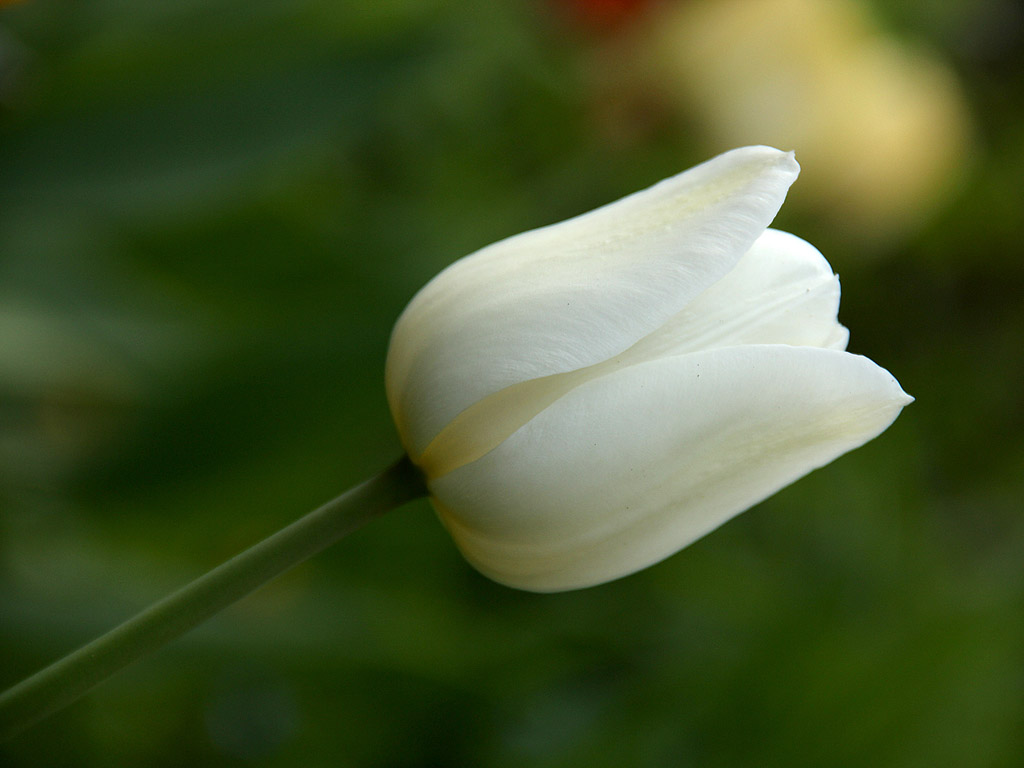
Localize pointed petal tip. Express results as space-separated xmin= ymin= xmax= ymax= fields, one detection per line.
xmin=780 ymin=148 xmax=800 ymax=177
xmin=723 ymin=144 xmax=800 ymax=178
xmin=785 ymin=149 xmax=799 ymax=175
xmin=872 ymin=363 xmax=913 ymax=407
xmin=866 ymin=367 xmax=913 ymax=431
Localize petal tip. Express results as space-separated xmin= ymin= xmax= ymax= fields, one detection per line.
xmin=728 ymin=144 xmax=800 ymax=178
xmin=879 ymin=369 xmax=913 ymax=407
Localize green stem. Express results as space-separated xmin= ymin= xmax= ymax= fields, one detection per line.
xmin=0 ymin=456 xmax=427 ymax=741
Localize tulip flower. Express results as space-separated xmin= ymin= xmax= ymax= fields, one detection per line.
xmin=387 ymin=146 xmax=911 ymax=592
xmin=0 ymin=147 xmax=912 ymax=737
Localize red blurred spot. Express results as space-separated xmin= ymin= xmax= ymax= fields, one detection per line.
xmin=556 ymin=0 xmax=655 ymax=31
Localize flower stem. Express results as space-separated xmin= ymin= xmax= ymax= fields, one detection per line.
xmin=0 ymin=456 xmax=427 ymax=741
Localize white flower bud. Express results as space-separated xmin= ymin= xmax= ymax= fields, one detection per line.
xmin=387 ymin=147 xmax=911 ymax=591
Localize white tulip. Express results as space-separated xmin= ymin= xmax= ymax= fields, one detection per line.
xmin=386 ymin=146 xmax=912 ymax=592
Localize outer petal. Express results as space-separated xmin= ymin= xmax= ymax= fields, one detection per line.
xmin=387 ymin=146 xmax=800 ymax=459
xmin=429 ymin=345 xmax=912 ymax=592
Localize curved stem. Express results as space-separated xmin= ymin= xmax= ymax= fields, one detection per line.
xmin=0 ymin=456 xmax=427 ymax=741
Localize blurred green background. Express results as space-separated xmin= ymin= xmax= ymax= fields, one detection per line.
xmin=1 ymin=0 xmax=1022 ymax=766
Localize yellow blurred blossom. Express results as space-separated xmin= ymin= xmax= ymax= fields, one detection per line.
xmin=621 ymin=0 xmax=972 ymax=242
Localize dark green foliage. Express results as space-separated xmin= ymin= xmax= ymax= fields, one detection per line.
xmin=2 ymin=0 xmax=1022 ymax=765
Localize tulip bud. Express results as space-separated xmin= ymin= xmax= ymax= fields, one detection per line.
xmin=386 ymin=146 xmax=911 ymax=592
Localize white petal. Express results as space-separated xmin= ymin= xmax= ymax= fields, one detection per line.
xmin=410 ymin=229 xmax=847 ymax=479
xmin=387 ymin=147 xmax=800 ymax=459
xmin=620 ymin=229 xmax=850 ymax=362
xmin=429 ymin=345 xmax=912 ymax=592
